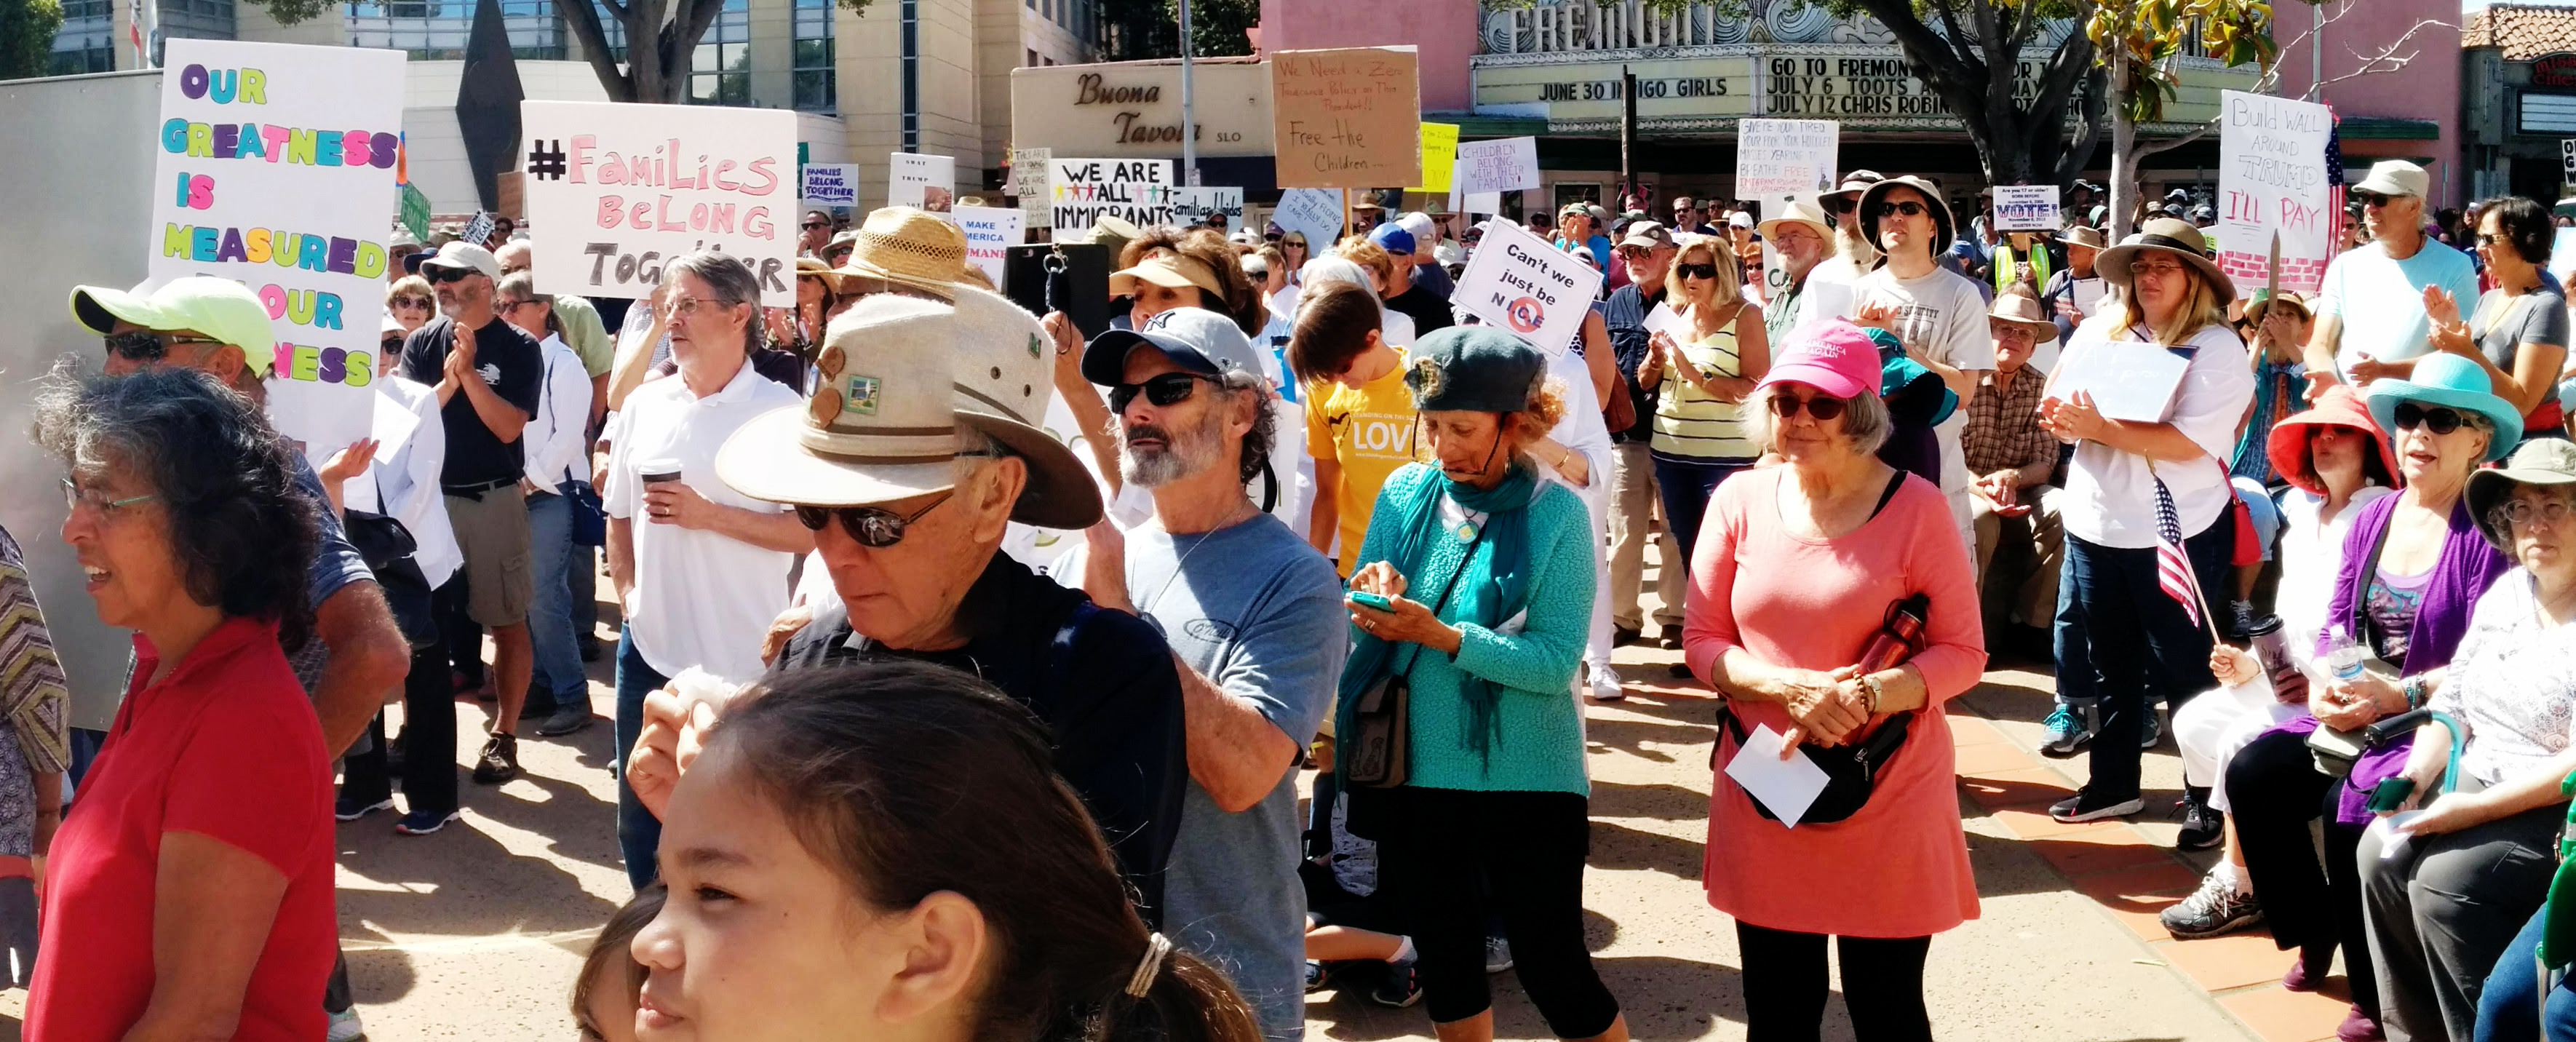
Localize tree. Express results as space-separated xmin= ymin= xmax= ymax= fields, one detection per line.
xmin=1176 ymin=0 xmax=1257 ymax=58
xmin=244 ymin=0 xmax=872 ymax=103
xmin=2 ymin=0 xmax=63 ymax=81
xmin=2090 ymin=0 xmax=2286 ymax=237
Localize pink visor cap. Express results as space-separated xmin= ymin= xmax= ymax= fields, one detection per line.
xmin=1754 ymin=318 xmax=1883 ymax=401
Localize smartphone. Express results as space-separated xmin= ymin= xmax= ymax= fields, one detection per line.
xmin=1348 ymin=591 xmax=1395 ymax=613
xmin=2367 ymin=776 xmax=2416 ymax=814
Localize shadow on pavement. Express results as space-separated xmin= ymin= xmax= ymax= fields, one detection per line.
xmin=1307 ymin=955 xmax=1745 ymax=1042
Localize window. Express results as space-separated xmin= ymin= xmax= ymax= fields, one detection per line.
xmin=588 ymin=0 xmax=627 ymax=63
xmin=792 ymin=0 xmax=835 ymax=111
xmin=49 ymin=0 xmax=113 ymax=73
xmin=688 ymin=0 xmax=752 ymax=106
xmin=344 ymin=0 xmax=564 ymax=60
xmin=1025 ymin=47 xmax=1035 ymax=67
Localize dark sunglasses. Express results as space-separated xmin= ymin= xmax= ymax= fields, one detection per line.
xmin=1770 ymin=393 xmax=1848 ymax=421
xmin=795 ymin=490 xmax=954 ymax=549
xmin=1824 ymin=196 xmax=1858 ymax=215
xmin=1872 ymin=201 xmax=1929 ymax=220
xmin=802 ymin=220 xmax=830 ymax=230
xmin=1674 ymin=261 xmax=1722 ymax=281
xmin=2353 ymin=191 xmax=2393 ymax=209
xmin=424 ymin=265 xmax=476 ymax=284
xmin=1108 ymin=371 xmax=1217 ymax=413
xmin=2393 ymin=401 xmax=2468 ymax=435
xmin=101 ymin=330 xmax=220 ymax=362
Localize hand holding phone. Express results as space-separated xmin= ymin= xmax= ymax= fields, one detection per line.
xmin=1348 ymin=591 xmax=1395 ymax=613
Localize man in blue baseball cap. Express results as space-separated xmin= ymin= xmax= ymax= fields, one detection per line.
xmin=1369 ymin=222 xmax=1456 ymax=338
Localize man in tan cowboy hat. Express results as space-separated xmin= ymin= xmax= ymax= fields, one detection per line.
xmin=1966 ymin=288 xmax=2069 ymax=653
xmin=625 ymin=290 xmax=1190 ymax=921
xmin=2301 ymin=159 xmax=2480 ymax=400
xmin=1754 ymin=195 xmax=1834 ymax=344
xmin=2040 ymin=223 xmax=2109 ymax=346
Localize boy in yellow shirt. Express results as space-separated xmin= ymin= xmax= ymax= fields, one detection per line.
xmin=1289 ymin=282 xmax=1431 ymax=578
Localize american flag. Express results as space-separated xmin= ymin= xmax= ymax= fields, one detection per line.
xmin=2152 ymin=476 xmax=2202 ymax=628
xmin=2323 ymin=105 xmax=2346 ymax=234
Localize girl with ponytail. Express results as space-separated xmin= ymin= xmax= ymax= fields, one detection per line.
xmin=625 ymin=661 xmax=1261 ymax=1042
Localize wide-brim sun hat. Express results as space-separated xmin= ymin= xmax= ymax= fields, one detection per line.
xmin=71 ymin=277 xmax=281 ymax=376
xmin=832 ymin=207 xmax=969 ymax=299
xmin=2363 ymin=352 xmax=2525 ymax=463
xmin=2095 ymin=218 xmax=2235 ymax=306
xmin=1755 ymin=195 xmax=1832 ymax=242
xmin=2057 ymin=225 xmax=2107 ymax=252
xmin=1827 ymin=170 xmax=1885 ymax=199
xmin=1754 ymin=318 xmax=1881 ymax=401
xmin=1856 ymin=176 xmax=1954 ymax=258
xmin=2466 ymin=437 xmax=2576 ymax=553
xmin=2267 ymin=384 xmax=2403 ymax=496
xmin=1109 ymin=247 xmax=1225 ymax=300
xmin=1987 ymin=293 xmax=2059 ymax=343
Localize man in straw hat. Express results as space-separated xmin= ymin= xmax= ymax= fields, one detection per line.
xmin=624 ymin=290 xmax=1189 ymax=920
xmin=1797 ymin=169 xmax=1885 ymax=311
xmin=1966 ymin=289 xmax=2070 ymax=656
xmin=2301 ymin=160 xmax=2480 ymax=401
xmin=1844 ymin=174 xmax=1996 ymax=547
xmin=2040 ymin=223 xmax=2109 ymax=347
xmin=1754 ymin=195 xmax=1834 ymax=345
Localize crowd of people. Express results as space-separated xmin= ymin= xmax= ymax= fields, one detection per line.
xmin=11 ymin=151 xmax=2576 ymax=1042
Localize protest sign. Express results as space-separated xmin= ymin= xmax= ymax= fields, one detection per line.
xmin=1460 ymin=191 xmax=1503 ymax=215
xmin=399 ymin=183 xmax=432 ymax=243
xmin=1009 ymin=147 xmax=1052 ymax=225
xmin=149 ymin=39 xmax=405 ymax=466
xmin=1454 ymin=219 xmax=1604 ymax=358
xmin=1270 ymin=47 xmax=1421 ymax=188
xmin=945 ymin=205 xmax=1025 ymax=287
xmin=1271 ymin=188 xmax=1346 ymax=250
xmin=2551 ymin=228 xmax=2576 ymax=286
xmin=1051 ymin=157 xmax=1177 ymax=231
xmin=520 ymin=99 xmax=799 ymax=306
xmin=802 ymin=163 xmax=857 ymax=206
xmin=1170 ymin=186 xmax=1246 ymax=229
xmin=1455 ymin=136 xmax=1540 ymax=195
xmin=889 ymin=152 xmax=954 ymax=211
xmin=458 ymin=211 xmax=495 ymax=247
xmin=1408 ymin=122 xmax=1460 ymax=194
xmin=1992 ymin=185 xmax=2061 ymax=231
xmin=1734 ymin=119 xmax=1838 ymax=201
xmin=2215 ymin=90 xmax=2333 ymax=296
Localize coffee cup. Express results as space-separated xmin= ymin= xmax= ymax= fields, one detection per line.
xmin=639 ymin=459 xmax=684 ymax=485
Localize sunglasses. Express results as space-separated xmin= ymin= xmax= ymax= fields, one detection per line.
xmin=1674 ymin=261 xmax=1722 ymax=281
xmin=1770 ymin=392 xmax=1848 ymax=421
xmin=795 ymin=491 xmax=954 ymax=549
xmin=101 ymin=330 xmax=222 ymax=362
xmin=1824 ymin=196 xmax=1858 ymax=215
xmin=391 ymin=295 xmax=433 ymax=311
xmin=2353 ymin=191 xmax=2395 ymax=209
xmin=2476 ymin=232 xmax=2510 ymax=247
xmin=1872 ymin=201 xmax=1928 ymax=220
xmin=2393 ymin=402 xmax=2470 ymax=435
xmin=803 ymin=220 xmax=830 ymax=230
xmin=424 ymin=265 xmax=477 ymax=284
xmin=1108 ymin=371 xmax=1217 ymax=413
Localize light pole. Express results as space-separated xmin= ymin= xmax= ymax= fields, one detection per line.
xmin=1179 ymin=0 xmax=1197 ymax=186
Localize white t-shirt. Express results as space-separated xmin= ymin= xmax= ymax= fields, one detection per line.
xmin=1796 ymin=252 xmax=1871 ymax=327
xmin=2275 ymin=485 xmax=2396 ymax=673
xmin=367 ymin=377 xmax=462 ymax=589
xmin=603 ymin=358 xmax=803 ymax=683
xmin=1852 ymin=264 xmax=1995 ymax=540
xmin=2051 ymin=322 xmax=2258 ymax=549
xmin=524 ymin=333 xmax=595 ymax=490
xmin=2317 ymin=238 xmax=2480 ymax=370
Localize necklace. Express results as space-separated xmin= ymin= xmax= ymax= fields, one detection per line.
xmin=1132 ymin=498 xmax=1260 ymax=615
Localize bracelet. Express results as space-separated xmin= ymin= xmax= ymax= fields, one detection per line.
xmin=2403 ymin=675 xmax=2429 ymax=709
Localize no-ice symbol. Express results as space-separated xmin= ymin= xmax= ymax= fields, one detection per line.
xmin=1505 ymin=297 xmax=1545 ymax=334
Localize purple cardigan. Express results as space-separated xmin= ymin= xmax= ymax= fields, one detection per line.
xmin=2270 ymin=493 xmax=2513 ymax=827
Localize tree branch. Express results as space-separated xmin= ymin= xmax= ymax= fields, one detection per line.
xmin=2128 ymin=116 xmax=2215 ymax=162
xmin=2301 ymin=18 xmax=2452 ymax=100
xmin=554 ymin=0 xmax=637 ymax=102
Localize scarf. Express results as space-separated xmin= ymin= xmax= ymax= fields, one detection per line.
xmin=1335 ymin=462 xmax=1540 ymax=764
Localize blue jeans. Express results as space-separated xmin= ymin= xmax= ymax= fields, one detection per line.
xmin=613 ymin=626 xmax=670 ymax=890
xmin=2477 ymin=904 xmax=2576 ymax=1042
xmin=1652 ymin=456 xmax=1749 ymax=568
xmin=2056 ymin=520 xmax=2233 ymax=799
xmin=525 ymin=490 xmax=586 ymax=716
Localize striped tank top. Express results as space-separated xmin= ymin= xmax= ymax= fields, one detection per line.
xmin=1650 ymin=317 xmax=1757 ymax=464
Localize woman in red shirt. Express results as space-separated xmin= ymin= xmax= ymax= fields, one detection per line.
xmin=29 ymin=367 xmax=333 ymax=1042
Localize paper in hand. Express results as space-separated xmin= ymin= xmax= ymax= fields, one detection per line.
xmin=1725 ymin=723 xmax=1833 ymax=827
xmin=1642 ymin=303 xmax=1691 ymax=341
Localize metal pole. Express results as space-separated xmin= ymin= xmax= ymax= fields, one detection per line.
xmin=2310 ymin=1 xmax=2323 ymax=99
xmin=1621 ymin=65 xmax=1637 ymax=210
xmin=1180 ymin=0 xmax=1198 ymax=186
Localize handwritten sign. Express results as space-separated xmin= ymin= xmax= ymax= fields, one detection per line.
xmin=1734 ymin=119 xmax=1838 ymax=199
xmin=801 ymin=163 xmax=856 ymax=206
xmin=520 ymin=99 xmax=798 ymax=306
xmin=944 ymin=205 xmax=1025 ymax=287
xmin=1992 ymin=185 xmax=2061 ymax=231
xmin=1454 ymin=218 xmax=1604 ymax=358
xmin=1453 ymin=135 xmax=1539 ymax=201
xmin=1009 ymin=146 xmax=1052 ymax=224
xmin=1051 ymin=157 xmax=1175 ymax=231
xmin=2216 ymin=90 xmax=2333 ymax=296
xmin=1271 ymin=188 xmax=1346 ymax=251
xmin=151 ymin=39 xmax=405 ymax=463
xmin=1270 ymin=46 xmax=1421 ymax=189
xmin=1408 ymin=122 xmax=1460 ymax=194
xmin=1170 ymin=186 xmax=1246 ymax=228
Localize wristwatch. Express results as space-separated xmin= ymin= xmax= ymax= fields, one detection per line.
xmin=1861 ymin=674 xmax=1885 ymax=715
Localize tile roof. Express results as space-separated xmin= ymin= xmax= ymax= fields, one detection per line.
xmin=2463 ymin=4 xmax=2576 ymax=60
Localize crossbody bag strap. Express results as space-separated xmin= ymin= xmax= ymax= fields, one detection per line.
xmin=2352 ymin=509 xmax=2396 ymax=651
xmin=1392 ymin=510 xmax=1494 ymax=678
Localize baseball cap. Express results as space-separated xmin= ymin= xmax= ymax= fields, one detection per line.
xmin=1081 ymin=306 xmax=1267 ymax=387
xmin=70 ymin=276 xmax=279 ymax=376
xmin=1755 ymin=319 xmax=1882 ymax=400
xmin=1618 ymin=221 xmax=1673 ymax=250
xmin=1396 ymin=211 xmax=1436 ymax=244
xmin=1728 ymin=211 xmax=1755 ymax=231
xmin=419 ymin=241 xmax=501 ymax=282
xmin=1367 ymin=223 xmax=1418 ymax=256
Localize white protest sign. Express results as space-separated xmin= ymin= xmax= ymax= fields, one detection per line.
xmin=2051 ymin=342 xmax=2190 ymax=423
xmin=1050 ymin=158 xmax=1176 ymax=231
xmin=1460 ymin=190 xmax=1503 ymax=215
xmin=2551 ymin=229 xmax=2576 ymax=286
xmin=889 ymin=152 xmax=955 ymax=211
xmin=945 ymin=205 xmax=1025 ymax=287
xmin=1271 ymin=187 xmax=1346 ymax=250
xmin=1010 ymin=147 xmax=1052 ymax=225
xmin=2216 ymin=90 xmax=2334 ymax=296
xmin=520 ymin=99 xmax=799 ymax=306
xmin=1734 ymin=119 xmax=1839 ymax=199
xmin=1455 ymin=137 xmax=1540 ymax=195
xmin=458 ymin=211 xmax=495 ymax=248
xmin=1171 ymin=186 xmax=1247 ymax=229
xmin=802 ymin=163 xmax=857 ymax=206
xmin=1454 ymin=219 xmax=1604 ymax=357
xmin=1992 ymin=185 xmax=2061 ymax=231
xmin=151 ymin=39 xmax=406 ymax=465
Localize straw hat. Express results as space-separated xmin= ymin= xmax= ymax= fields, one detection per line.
xmin=2095 ymin=218 xmax=2235 ymax=306
xmin=1755 ymin=195 xmax=1832 ymax=242
xmin=832 ymin=207 xmax=969 ymax=299
xmin=2243 ymin=288 xmax=2310 ymax=326
xmin=1987 ymin=293 xmax=2059 ymax=342
xmin=2056 ymin=226 xmax=2107 ymax=252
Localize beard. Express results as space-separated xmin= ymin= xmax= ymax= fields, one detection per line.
xmin=1118 ymin=402 xmax=1229 ymax=489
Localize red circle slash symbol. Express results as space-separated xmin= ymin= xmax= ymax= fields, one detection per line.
xmin=1505 ymin=296 xmax=1546 ymax=334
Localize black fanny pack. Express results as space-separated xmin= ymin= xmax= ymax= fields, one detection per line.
xmin=1714 ymin=704 xmax=1914 ymax=824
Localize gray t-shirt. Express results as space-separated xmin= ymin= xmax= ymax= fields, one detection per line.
xmin=2469 ymin=286 xmax=2568 ymax=408
xmin=1119 ymin=513 xmax=1345 ymax=1042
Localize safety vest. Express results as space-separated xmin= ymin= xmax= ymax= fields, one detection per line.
xmin=1993 ymin=244 xmax=2052 ymax=294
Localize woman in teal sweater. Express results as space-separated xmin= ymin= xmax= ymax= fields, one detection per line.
xmin=1337 ymin=327 xmax=1626 ymax=1042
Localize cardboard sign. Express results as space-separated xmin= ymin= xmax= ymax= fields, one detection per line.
xmin=1408 ymin=122 xmax=1460 ymax=194
xmin=944 ymin=205 xmax=1025 ymax=287
xmin=801 ymin=163 xmax=857 ymax=206
xmin=519 ymin=99 xmax=799 ymax=306
xmin=1734 ymin=119 xmax=1839 ymax=199
xmin=150 ymin=39 xmax=406 ymax=466
xmin=1170 ymin=186 xmax=1246 ymax=228
xmin=1454 ymin=219 xmax=1605 ymax=358
xmin=1270 ymin=47 xmax=1422 ymax=189
xmin=1050 ymin=157 xmax=1176 ymax=232
xmin=1271 ymin=188 xmax=1346 ymax=250
xmin=2215 ymin=90 xmax=2334 ymax=296
xmin=1455 ymin=136 xmax=1540 ymax=195
xmin=889 ymin=152 xmax=954 ymax=211
xmin=1992 ymin=185 xmax=2062 ymax=231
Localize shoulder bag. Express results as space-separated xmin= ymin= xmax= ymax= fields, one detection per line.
xmin=1344 ymin=519 xmax=1492 ymax=790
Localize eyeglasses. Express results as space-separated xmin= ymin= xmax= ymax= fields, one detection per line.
xmin=1108 ymin=371 xmax=1218 ymax=413
xmin=795 ymin=491 xmax=954 ymax=549
xmin=666 ymin=295 xmax=738 ymax=319
xmin=424 ymin=266 xmax=476 ymax=285
xmin=1674 ymin=261 xmax=1722 ymax=282
xmin=1872 ymin=201 xmax=1928 ymax=220
xmin=498 ymin=299 xmax=533 ymax=314
xmin=2128 ymin=259 xmax=2190 ymax=278
xmin=1770 ymin=392 xmax=1848 ymax=421
xmin=2493 ymin=498 xmax=2575 ymax=529
xmin=101 ymin=330 xmax=223 ymax=362
xmin=2393 ymin=401 xmax=2469 ymax=435
xmin=802 ymin=220 xmax=830 ymax=231
xmin=61 ymin=477 xmax=156 ymax=517
xmin=390 ymin=295 xmax=433 ymax=311
xmin=2353 ymin=191 xmax=2395 ymax=210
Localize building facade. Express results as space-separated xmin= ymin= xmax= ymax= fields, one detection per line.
xmin=2462 ymin=4 xmax=2576 ymax=204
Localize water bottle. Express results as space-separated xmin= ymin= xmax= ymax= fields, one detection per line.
xmin=2326 ymin=624 xmax=2366 ymax=683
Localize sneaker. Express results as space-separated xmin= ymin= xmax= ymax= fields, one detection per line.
xmin=471 ymin=733 xmax=520 ymax=784
xmin=327 ymin=1006 xmax=365 ymax=1042
xmin=1305 ymin=960 xmax=1332 ymax=994
xmin=2160 ymin=867 xmax=2263 ymax=939
xmin=2139 ymin=705 xmax=2163 ymax=749
xmin=579 ymin=636 xmax=603 ymax=662
xmin=394 ymin=808 xmax=463 ymax=836
xmin=334 ymin=795 xmax=394 ymax=822
xmin=1587 ymin=664 xmax=1628 ymax=702
xmin=536 ymin=702 xmax=594 ymax=737
xmin=1484 ymin=934 xmax=1514 ymax=974
xmin=2176 ymin=788 xmax=2223 ymax=851
xmin=2049 ymin=787 xmax=2146 ymax=823
xmin=1367 ymin=961 xmax=1426 ymax=1008
xmin=1613 ymin=626 xmax=1641 ymax=648
xmin=2337 ymin=1005 xmax=2385 ymax=1041
xmin=2039 ymin=704 xmax=2093 ymax=756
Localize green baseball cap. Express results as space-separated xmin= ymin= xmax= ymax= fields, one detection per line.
xmin=69 ymin=277 xmax=278 ymax=376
